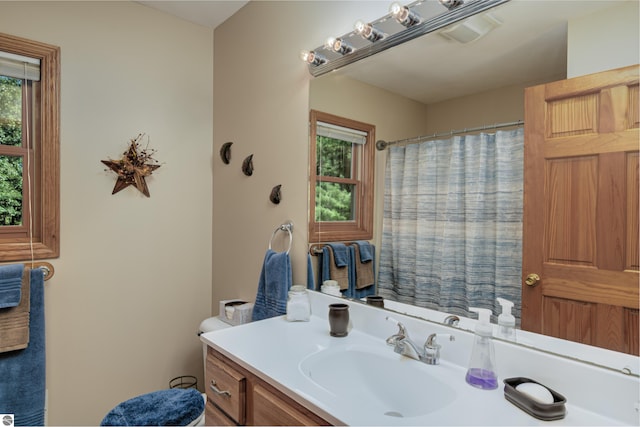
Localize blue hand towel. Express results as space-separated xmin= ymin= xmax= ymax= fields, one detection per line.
xmin=0 ymin=264 xmax=24 ymax=308
xmin=327 ymin=243 xmax=349 ymax=267
xmin=252 ymin=249 xmax=292 ymax=321
xmin=0 ymin=267 xmax=46 ymax=426
xmin=342 ymin=245 xmax=376 ymax=300
xmin=355 ymin=240 xmax=373 ymax=263
xmin=0 ymin=265 xmax=30 ymax=353
xmin=306 ymin=253 xmax=315 ymax=290
xmin=101 ymin=388 xmax=204 ymax=426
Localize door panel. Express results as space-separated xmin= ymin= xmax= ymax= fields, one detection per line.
xmin=627 ymin=152 xmax=639 ymax=270
xmin=522 ymin=65 xmax=640 ymax=355
xmin=543 ymin=297 xmax=595 ymax=345
xmin=545 ymin=156 xmax=597 ymax=266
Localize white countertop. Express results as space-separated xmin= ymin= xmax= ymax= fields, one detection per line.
xmin=201 ymin=300 xmax=634 ymax=426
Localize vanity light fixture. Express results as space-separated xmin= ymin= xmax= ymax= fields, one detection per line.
xmin=354 ymin=20 xmax=385 ymax=42
xmin=299 ymin=50 xmax=326 ymax=66
xmin=302 ymin=0 xmax=510 ymax=77
xmin=325 ymin=37 xmax=354 ymax=55
xmin=439 ymin=0 xmax=465 ymax=10
xmin=389 ymin=2 xmax=421 ymax=27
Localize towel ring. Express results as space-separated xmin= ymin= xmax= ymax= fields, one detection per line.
xmin=269 ymin=222 xmax=293 ymax=254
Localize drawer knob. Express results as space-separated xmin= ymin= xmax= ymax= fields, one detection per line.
xmin=210 ymin=380 xmax=231 ymax=397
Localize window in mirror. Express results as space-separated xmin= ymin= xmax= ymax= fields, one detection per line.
xmin=309 ymin=110 xmax=374 ymax=242
xmin=0 ymin=33 xmax=60 ymax=261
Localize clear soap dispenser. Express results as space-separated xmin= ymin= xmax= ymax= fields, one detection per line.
xmin=465 ymin=307 xmax=498 ymax=390
xmin=496 ymin=297 xmax=517 ymax=342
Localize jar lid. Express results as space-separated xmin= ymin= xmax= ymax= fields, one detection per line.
xmin=290 ymin=285 xmax=307 ymax=293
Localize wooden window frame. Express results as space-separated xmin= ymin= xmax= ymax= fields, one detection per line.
xmin=309 ymin=110 xmax=374 ymax=242
xmin=0 ymin=33 xmax=60 ymax=261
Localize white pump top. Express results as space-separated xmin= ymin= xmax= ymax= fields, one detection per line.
xmin=469 ymin=307 xmax=493 ymax=336
xmin=497 ymin=297 xmax=516 ymax=326
xmin=497 ymin=297 xmax=514 ymax=316
xmin=496 ymin=297 xmax=517 ymax=341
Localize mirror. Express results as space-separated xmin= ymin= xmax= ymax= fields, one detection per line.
xmin=309 ymin=0 xmax=637 ymax=363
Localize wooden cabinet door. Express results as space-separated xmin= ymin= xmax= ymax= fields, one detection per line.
xmin=522 ymin=64 xmax=639 ymax=355
xmin=250 ymin=383 xmax=331 ymax=426
xmin=205 ymin=402 xmax=237 ymax=426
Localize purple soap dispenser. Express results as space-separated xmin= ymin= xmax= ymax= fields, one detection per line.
xmin=465 ymin=307 xmax=498 ymax=390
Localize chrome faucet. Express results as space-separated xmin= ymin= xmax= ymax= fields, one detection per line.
xmin=386 ymin=317 xmax=455 ymax=365
xmin=444 ymin=315 xmax=460 ymax=326
xmin=385 ymin=322 xmax=423 ymax=360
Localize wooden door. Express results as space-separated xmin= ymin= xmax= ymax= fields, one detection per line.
xmin=522 ymin=64 xmax=640 ymax=355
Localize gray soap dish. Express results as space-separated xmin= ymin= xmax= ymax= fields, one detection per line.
xmin=503 ymin=377 xmax=567 ymax=421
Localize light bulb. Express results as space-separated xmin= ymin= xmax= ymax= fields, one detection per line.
xmin=324 ymin=37 xmax=337 ymax=50
xmin=354 ymin=20 xmax=385 ymax=42
xmin=299 ymin=50 xmax=326 ymax=66
xmin=439 ymin=0 xmax=464 ymax=10
xmin=329 ymin=38 xmax=353 ymax=55
xmin=389 ymin=2 xmax=420 ymax=27
xmin=389 ymin=2 xmax=403 ymax=17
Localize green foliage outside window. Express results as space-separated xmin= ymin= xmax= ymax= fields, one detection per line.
xmin=316 ymin=135 xmax=352 ymax=177
xmin=316 ymin=181 xmax=355 ymax=221
xmin=0 ymin=76 xmax=23 ymax=225
xmin=315 ymin=136 xmax=354 ymax=221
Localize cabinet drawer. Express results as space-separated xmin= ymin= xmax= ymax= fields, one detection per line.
xmin=252 ymin=383 xmax=331 ymax=426
xmin=205 ymin=400 xmax=237 ymax=426
xmin=206 ymin=349 xmax=246 ymax=424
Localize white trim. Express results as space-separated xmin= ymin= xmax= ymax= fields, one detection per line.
xmin=0 ymin=50 xmax=40 ymax=81
xmin=317 ymin=121 xmax=367 ymax=145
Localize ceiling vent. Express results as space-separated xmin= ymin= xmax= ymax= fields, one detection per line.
xmin=439 ymin=12 xmax=503 ymax=44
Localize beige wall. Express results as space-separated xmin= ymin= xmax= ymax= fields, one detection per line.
xmin=211 ymin=1 xmax=394 ymax=308
xmin=425 ymin=82 xmax=535 ymax=134
xmin=212 ymin=2 xmax=316 ymax=306
xmin=568 ymin=0 xmax=639 ymax=78
xmin=0 ymin=2 xmax=213 ymax=425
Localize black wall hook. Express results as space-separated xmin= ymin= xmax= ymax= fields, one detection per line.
xmin=242 ymin=154 xmax=254 ymax=176
xmin=219 ymin=142 xmax=233 ymax=164
xmin=270 ymin=184 xmax=282 ymax=204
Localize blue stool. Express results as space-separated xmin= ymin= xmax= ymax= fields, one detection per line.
xmin=101 ymin=388 xmax=204 ymax=426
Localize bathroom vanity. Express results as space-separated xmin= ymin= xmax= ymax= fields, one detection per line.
xmin=200 ymin=291 xmax=640 ymax=426
xmin=205 ymin=346 xmax=330 ymax=425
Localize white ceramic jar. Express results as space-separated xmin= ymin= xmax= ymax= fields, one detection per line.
xmin=286 ymin=285 xmax=311 ymax=322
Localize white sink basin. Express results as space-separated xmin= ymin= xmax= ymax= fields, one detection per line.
xmin=298 ymin=344 xmax=457 ymax=419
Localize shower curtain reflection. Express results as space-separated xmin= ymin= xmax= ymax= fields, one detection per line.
xmin=377 ymin=128 xmax=524 ymax=323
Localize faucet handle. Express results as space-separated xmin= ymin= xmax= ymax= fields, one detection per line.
xmin=385 ymin=316 xmax=408 ymax=346
xmin=425 ymin=333 xmax=455 ymax=348
xmin=423 ymin=333 xmax=455 ymax=365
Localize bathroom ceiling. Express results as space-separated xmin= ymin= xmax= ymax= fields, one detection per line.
xmin=137 ymin=1 xmax=248 ymax=29
xmin=137 ymin=0 xmax=628 ymax=105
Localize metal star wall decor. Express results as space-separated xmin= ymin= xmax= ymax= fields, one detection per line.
xmin=101 ymin=133 xmax=161 ymax=197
